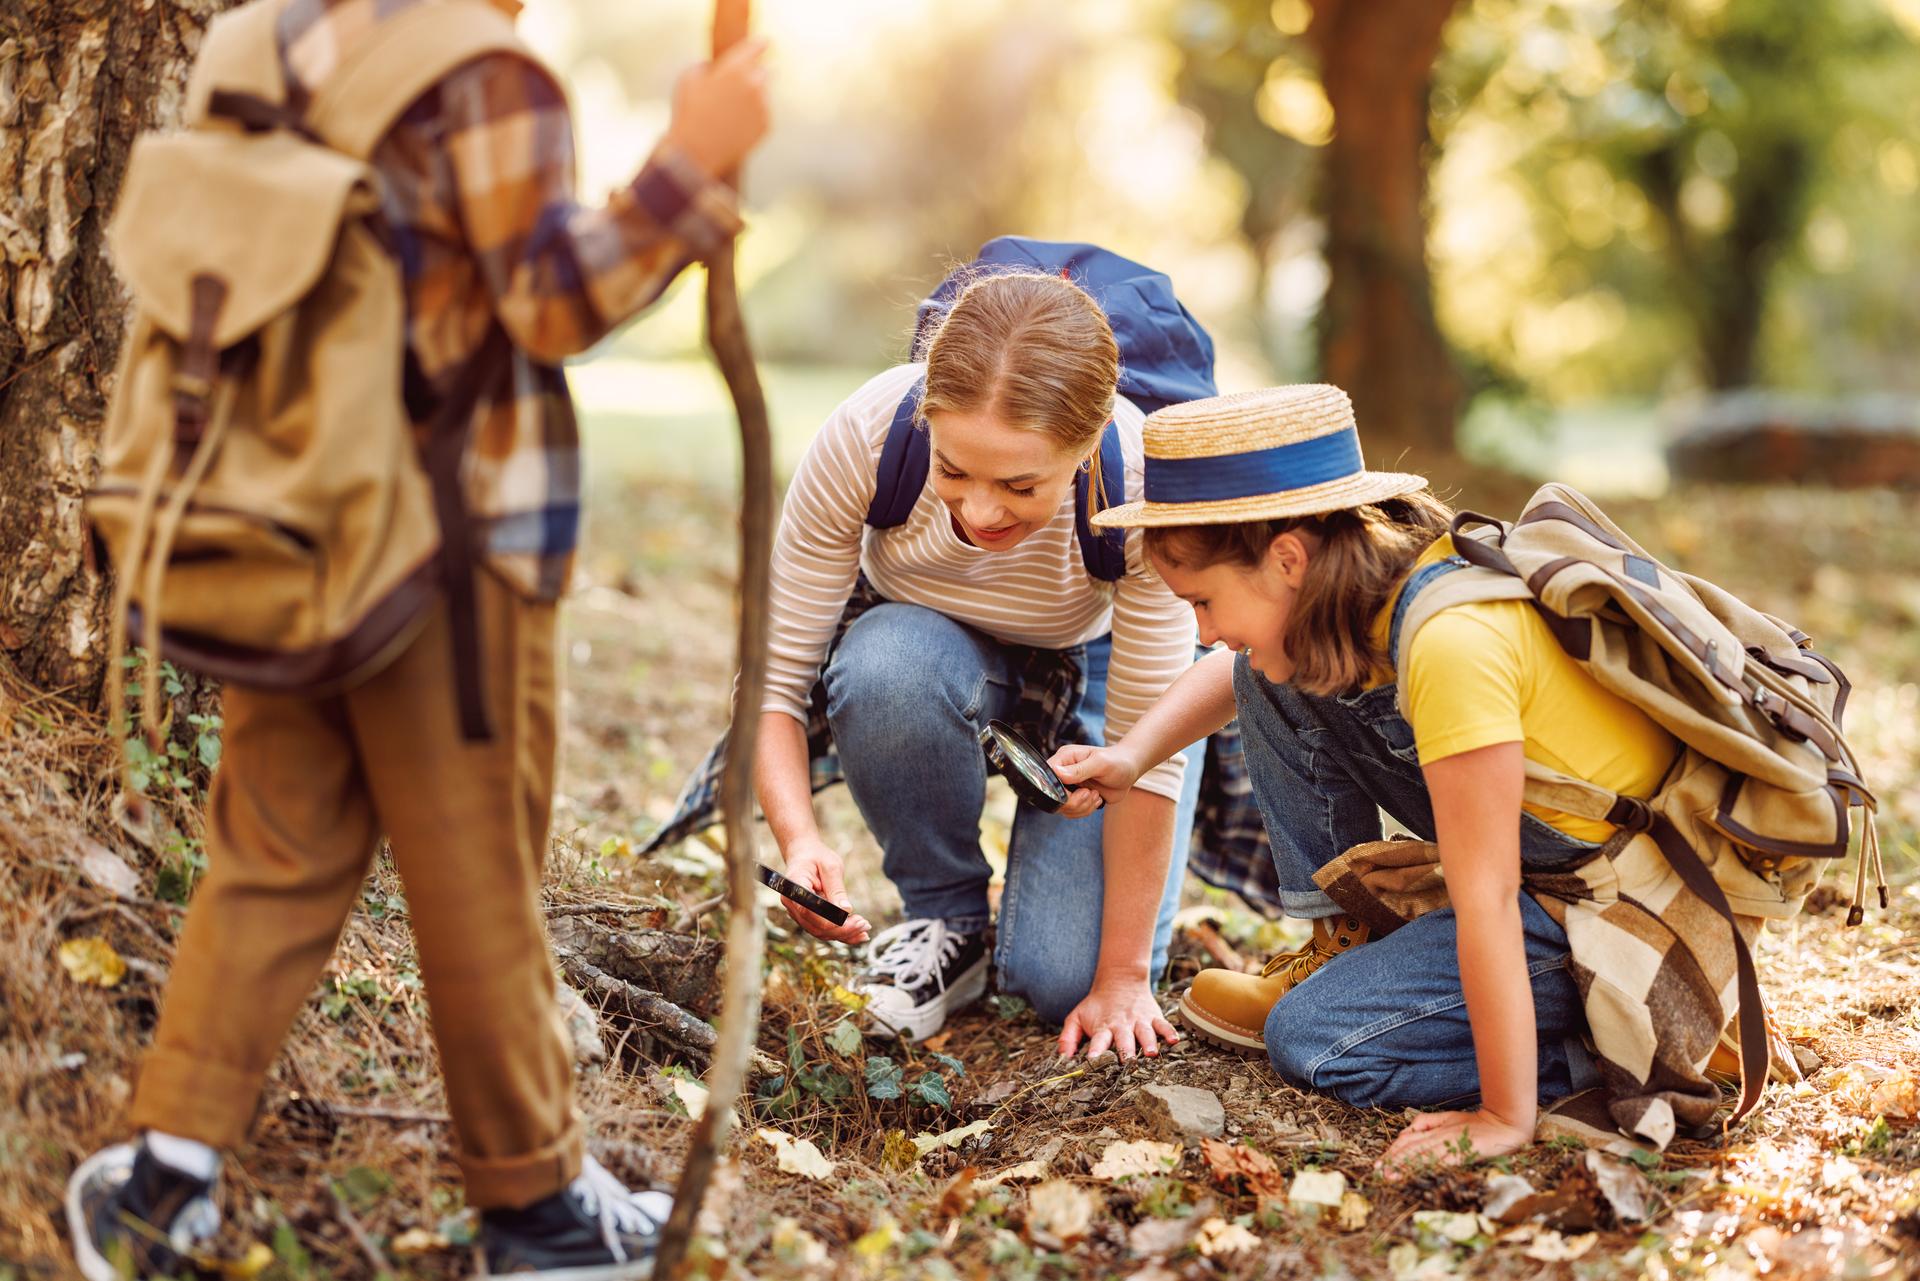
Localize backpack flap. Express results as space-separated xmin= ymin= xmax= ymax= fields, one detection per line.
xmin=108 ymin=130 xmax=379 ymax=350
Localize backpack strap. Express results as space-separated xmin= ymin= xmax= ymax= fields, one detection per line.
xmin=864 ymin=379 xmax=1128 ymax=582
xmin=183 ymin=0 xmax=291 ymax=126
xmin=1072 ymin=423 xmax=1127 ymax=583
xmin=866 ymin=378 xmax=931 ymax=528
xmin=303 ymin=1 xmax=541 ymax=160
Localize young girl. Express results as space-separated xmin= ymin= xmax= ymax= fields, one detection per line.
xmin=1052 ymin=384 xmax=1679 ymax=1166
xmin=749 ymin=267 xmax=1207 ymax=1056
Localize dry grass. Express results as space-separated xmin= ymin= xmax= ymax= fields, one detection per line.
xmin=2 ymin=474 xmax=1918 ymax=1279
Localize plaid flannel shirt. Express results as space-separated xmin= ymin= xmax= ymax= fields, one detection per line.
xmin=278 ymin=0 xmax=740 ymax=599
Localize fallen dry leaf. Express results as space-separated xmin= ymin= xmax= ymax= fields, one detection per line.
xmin=1481 ymin=1173 xmax=1537 ymax=1223
xmin=1027 ymin=1179 xmax=1099 ymax=1248
xmin=1585 ymin=1150 xmax=1654 ymax=1224
xmin=1523 ymin=1229 xmax=1598 ymax=1261
xmin=756 ymin=1128 xmax=834 ymax=1181
xmin=58 ymin=937 xmax=127 ymax=988
xmin=913 ymin=1118 xmax=990 ymax=1157
xmin=1413 ymin=1210 xmax=1490 ymax=1243
xmin=1869 ymin=1066 xmax=1920 ymax=1118
xmin=388 ymin=1228 xmax=447 ymax=1256
xmin=219 ymin=1243 xmax=274 ymax=1280
xmin=1198 ymin=1138 xmax=1286 ymax=1202
xmin=920 ymin=1029 xmax=955 ymax=1053
xmin=1127 ymin=1214 xmax=1199 ymax=1259
xmin=1090 ymin=1138 xmax=1181 ymax=1180
xmin=937 ymin=1167 xmax=979 ymax=1220
xmin=1386 ymin=1241 xmax=1457 ymax=1278
xmin=769 ymin=1217 xmax=827 ymax=1267
xmin=1337 ymin=1190 xmax=1372 ymax=1230
xmin=672 ymin=1077 xmax=710 ymax=1121
xmin=1193 ymin=1217 xmax=1259 ymax=1258
xmin=1286 ymin=1167 xmax=1347 ymax=1207
xmin=73 ymin=836 xmax=141 ymax=899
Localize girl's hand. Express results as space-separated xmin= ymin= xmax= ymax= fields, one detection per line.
xmin=1050 ymin=743 xmax=1145 ymax=817
xmin=1379 ymin=1108 xmax=1535 ymax=1177
xmin=1056 ymin=974 xmax=1180 ymax=1062
xmin=776 ymin=836 xmax=871 ymax=945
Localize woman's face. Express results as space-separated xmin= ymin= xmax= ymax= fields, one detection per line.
xmin=1149 ymin=532 xmax=1313 ymax=683
xmin=924 ymin=407 xmax=1088 ymax=551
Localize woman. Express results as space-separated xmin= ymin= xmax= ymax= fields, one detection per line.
xmin=1053 ymin=384 xmax=1686 ymax=1167
xmin=755 ymin=266 xmax=1205 ymax=1057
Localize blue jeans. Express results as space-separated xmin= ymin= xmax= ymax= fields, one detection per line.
xmin=823 ymin=602 xmax=1204 ymax=1024
xmin=1231 ymin=653 xmax=1599 ymax=1109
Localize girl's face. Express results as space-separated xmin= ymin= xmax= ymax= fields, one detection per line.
xmin=924 ymin=408 xmax=1089 ymax=551
xmin=1150 ymin=532 xmax=1314 ymax=682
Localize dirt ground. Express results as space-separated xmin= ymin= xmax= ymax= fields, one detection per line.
xmin=2 ymin=469 xmax=1917 ymax=1279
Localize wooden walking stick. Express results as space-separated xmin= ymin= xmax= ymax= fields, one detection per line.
xmin=652 ymin=1 xmax=773 ymax=1275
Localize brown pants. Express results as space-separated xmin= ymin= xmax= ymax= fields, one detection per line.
xmin=129 ymin=573 xmax=580 ymax=1209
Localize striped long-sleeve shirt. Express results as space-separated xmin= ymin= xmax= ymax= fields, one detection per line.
xmin=766 ymin=364 xmax=1200 ymax=802
xmin=276 ymin=0 xmax=740 ymax=598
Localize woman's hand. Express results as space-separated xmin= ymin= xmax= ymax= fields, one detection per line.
xmin=1049 ymin=742 xmax=1145 ymax=817
xmin=776 ymin=836 xmax=871 ymax=945
xmin=1379 ymin=1108 xmax=1535 ymax=1177
xmin=1057 ymin=974 xmax=1180 ymax=1062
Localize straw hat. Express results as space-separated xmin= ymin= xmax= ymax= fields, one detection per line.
xmin=1092 ymin=384 xmax=1427 ymax=528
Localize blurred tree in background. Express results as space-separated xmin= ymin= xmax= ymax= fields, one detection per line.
xmin=1434 ymin=0 xmax=1920 ymax=404
xmin=1170 ymin=0 xmax=1466 ymax=457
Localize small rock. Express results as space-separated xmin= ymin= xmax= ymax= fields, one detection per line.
xmin=1133 ymin=1083 xmax=1225 ymax=1140
xmin=1792 ymin=1043 xmax=1823 ymax=1077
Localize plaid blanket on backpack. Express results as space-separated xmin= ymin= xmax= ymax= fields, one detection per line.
xmin=1311 ymin=835 xmax=1800 ymax=1149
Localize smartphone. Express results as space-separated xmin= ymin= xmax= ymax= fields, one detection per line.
xmin=756 ymin=862 xmax=851 ymax=926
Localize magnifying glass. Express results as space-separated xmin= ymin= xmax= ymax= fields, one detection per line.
xmin=979 ymin=719 xmax=1071 ymax=813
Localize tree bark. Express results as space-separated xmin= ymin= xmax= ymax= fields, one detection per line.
xmin=1309 ymin=0 xmax=1463 ymax=460
xmin=0 ymin=0 xmax=233 ymax=701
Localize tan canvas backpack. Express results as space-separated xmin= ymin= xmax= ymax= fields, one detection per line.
xmin=1391 ymin=482 xmax=1880 ymax=1118
xmin=87 ymin=0 xmax=548 ymax=762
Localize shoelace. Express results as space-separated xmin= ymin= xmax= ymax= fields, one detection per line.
xmin=571 ymin=1155 xmax=663 ymax=1263
xmin=865 ymin=919 xmax=963 ymax=992
xmin=1257 ymin=947 xmax=1324 ymax=987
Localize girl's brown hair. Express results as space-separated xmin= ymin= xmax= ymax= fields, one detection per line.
xmin=1143 ymin=491 xmax=1454 ymax=696
xmin=917 ymin=271 xmax=1119 ymax=505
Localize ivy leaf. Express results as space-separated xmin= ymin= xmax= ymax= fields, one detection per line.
xmin=908 ymin=1071 xmax=953 ymax=1111
xmin=865 ymin=1055 xmax=904 ymax=1101
xmin=826 ymin=1019 xmax=864 ymax=1057
xmin=928 ymin=1051 xmax=967 ymax=1077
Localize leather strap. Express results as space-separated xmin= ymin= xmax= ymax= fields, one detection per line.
xmin=419 ymin=325 xmax=512 ymax=742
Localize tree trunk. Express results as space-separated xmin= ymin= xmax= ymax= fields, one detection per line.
xmin=0 ymin=0 xmax=233 ymax=701
xmin=1310 ymin=0 xmax=1463 ymax=460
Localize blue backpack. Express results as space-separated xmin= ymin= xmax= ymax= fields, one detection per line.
xmin=864 ymin=238 xmax=1217 ymax=582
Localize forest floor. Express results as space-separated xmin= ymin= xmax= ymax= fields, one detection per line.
xmin=3 ymin=467 xmax=1918 ymax=1280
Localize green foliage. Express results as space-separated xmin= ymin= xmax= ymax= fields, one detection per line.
xmin=153 ymin=832 xmax=206 ymax=905
xmin=118 ymin=652 xmax=223 ymax=801
xmin=865 ymin=1055 xmax=905 ymax=1101
xmin=1434 ymin=0 xmax=1920 ymax=400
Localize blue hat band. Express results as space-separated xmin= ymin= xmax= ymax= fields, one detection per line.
xmin=1142 ymin=427 xmax=1364 ymax=504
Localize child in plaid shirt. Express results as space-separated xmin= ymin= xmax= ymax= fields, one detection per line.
xmin=66 ymin=3 xmax=766 ymax=1278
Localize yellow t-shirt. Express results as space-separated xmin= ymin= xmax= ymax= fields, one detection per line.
xmin=1368 ymin=536 xmax=1679 ymax=842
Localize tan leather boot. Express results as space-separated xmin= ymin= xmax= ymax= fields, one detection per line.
xmin=1177 ymin=915 xmax=1370 ymax=1053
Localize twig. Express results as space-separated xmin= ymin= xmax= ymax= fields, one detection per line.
xmin=329 ymin=1181 xmax=391 ymax=1277
xmin=1184 ymin=920 xmax=1251 ymax=973
xmin=560 ymin=955 xmax=782 ymax=1081
xmin=543 ymin=902 xmax=669 ymax=918
xmin=327 ymin=1102 xmax=450 ymax=1125
xmin=675 ymin=891 xmax=728 ymax=933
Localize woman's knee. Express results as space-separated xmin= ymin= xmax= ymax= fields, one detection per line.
xmin=824 ymin=605 xmax=985 ymax=731
xmin=997 ymin=941 xmax=1097 ymax=1028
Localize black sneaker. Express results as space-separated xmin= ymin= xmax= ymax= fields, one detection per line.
xmin=66 ymin=1141 xmax=220 ymax=1281
xmin=852 ymin=919 xmax=989 ymax=1042
xmin=480 ymin=1154 xmax=672 ymax=1279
